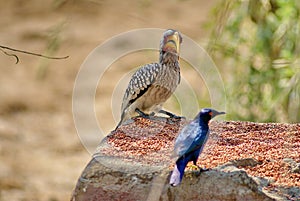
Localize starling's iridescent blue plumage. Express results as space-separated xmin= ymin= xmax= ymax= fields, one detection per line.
xmin=170 ymin=108 xmax=225 ymax=186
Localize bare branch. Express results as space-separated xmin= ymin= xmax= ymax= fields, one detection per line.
xmin=0 ymin=48 xmax=19 ymax=64
xmin=0 ymin=45 xmax=69 ymax=64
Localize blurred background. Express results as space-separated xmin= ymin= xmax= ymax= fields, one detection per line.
xmin=0 ymin=0 xmax=299 ymax=200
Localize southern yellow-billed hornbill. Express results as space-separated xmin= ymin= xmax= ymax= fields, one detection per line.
xmin=116 ymin=29 xmax=183 ymax=128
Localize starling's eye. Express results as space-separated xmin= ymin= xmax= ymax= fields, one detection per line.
xmin=209 ymin=111 xmax=213 ymax=116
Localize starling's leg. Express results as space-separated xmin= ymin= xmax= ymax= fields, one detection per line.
xmin=192 ymin=161 xmax=210 ymax=172
xmin=189 ymin=160 xmax=200 ymax=170
xmin=190 ymin=164 xmax=201 ymax=170
xmin=158 ymin=110 xmax=185 ymax=119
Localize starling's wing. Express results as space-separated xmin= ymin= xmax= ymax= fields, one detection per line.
xmin=121 ymin=63 xmax=161 ymax=113
xmin=173 ymin=120 xmax=201 ymax=158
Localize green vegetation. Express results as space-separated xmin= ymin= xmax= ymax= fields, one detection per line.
xmin=208 ymin=0 xmax=300 ymax=122
xmin=37 ymin=21 xmax=65 ymax=79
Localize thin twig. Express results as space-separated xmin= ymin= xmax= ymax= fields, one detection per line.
xmin=0 ymin=45 xmax=69 ymax=64
xmin=0 ymin=48 xmax=19 ymax=64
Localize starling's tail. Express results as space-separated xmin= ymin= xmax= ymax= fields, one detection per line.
xmin=169 ymin=157 xmax=188 ymax=186
xmin=169 ymin=164 xmax=182 ymax=186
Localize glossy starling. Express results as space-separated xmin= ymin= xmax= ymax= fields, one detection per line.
xmin=170 ymin=108 xmax=225 ymax=186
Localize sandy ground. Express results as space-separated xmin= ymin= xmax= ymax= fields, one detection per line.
xmin=0 ymin=0 xmax=219 ymax=200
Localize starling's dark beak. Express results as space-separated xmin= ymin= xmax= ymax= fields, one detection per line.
xmin=211 ymin=110 xmax=226 ymax=118
xmin=164 ymin=31 xmax=181 ymax=54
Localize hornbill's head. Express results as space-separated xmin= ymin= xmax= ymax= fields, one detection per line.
xmin=160 ymin=29 xmax=182 ymax=56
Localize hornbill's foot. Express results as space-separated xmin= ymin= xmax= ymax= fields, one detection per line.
xmin=149 ymin=112 xmax=155 ymax=116
xmin=158 ymin=110 xmax=186 ymax=119
xmin=135 ymin=108 xmax=155 ymax=120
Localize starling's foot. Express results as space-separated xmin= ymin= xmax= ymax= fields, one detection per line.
xmin=190 ymin=164 xmax=201 ymax=171
xmin=190 ymin=165 xmax=210 ymax=176
xmin=190 ymin=164 xmax=210 ymax=172
xmin=158 ymin=110 xmax=185 ymax=119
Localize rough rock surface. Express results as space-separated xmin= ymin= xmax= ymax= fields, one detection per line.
xmin=71 ymin=117 xmax=300 ymax=201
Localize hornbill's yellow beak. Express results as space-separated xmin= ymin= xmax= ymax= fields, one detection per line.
xmin=162 ymin=30 xmax=182 ymax=54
